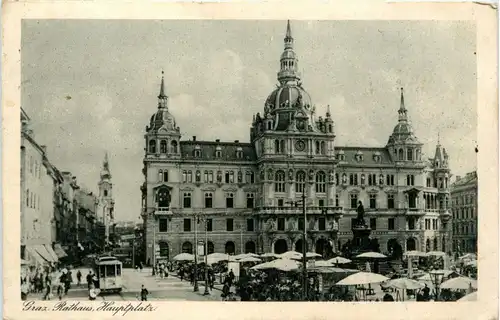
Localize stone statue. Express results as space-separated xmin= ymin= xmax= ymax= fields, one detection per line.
xmin=356 ymin=201 xmax=365 ymax=224
xmin=268 ymin=219 xmax=276 ymax=231
xmin=288 ymin=169 xmax=294 ymax=181
xmin=237 ymin=171 xmax=243 ymax=183
xmin=329 ymin=171 xmax=335 ymax=183
xmin=342 ymin=173 xmax=347 ymax=184
xmin=216 ymin=171 xmax=222 ymax=182
xmin=379 ymin=174 xmax=384 ymax=185
xmin=267 ymin=169 xmax=273 ymax=180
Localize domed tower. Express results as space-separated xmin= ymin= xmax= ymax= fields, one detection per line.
xmin=386 ymin=88 xmax=423 ymax=162
xmin=145 ymin=71 xmax=181 ymax=158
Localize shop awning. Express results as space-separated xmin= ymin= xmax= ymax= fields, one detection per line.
xmin=53 ymin=244 xmax=68 ymax=258
xmin=45 ymin=245 xmax=59 ymax=262
xmin=26 ymin=246 xmax=47 ymax=266
xmin=34 ymin=245 xmax=56 ymax=263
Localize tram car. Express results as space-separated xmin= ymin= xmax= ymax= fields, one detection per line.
xmin=93 ymin=255 xmax=123 ymax=293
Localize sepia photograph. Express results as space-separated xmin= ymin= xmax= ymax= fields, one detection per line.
xmin=17 ymin=18 xmax=482 ymax=304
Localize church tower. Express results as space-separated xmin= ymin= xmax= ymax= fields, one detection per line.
xmin=98 ymin=152 xmax=115 ymax=246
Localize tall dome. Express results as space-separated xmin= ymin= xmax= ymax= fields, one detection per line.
xmin=387 ymin=88 xmax=420 ymax=145
xmin=147 ymin=72 xmax=179 ymax=133
xmin=259 ymin=20 xmax=319 ymax=133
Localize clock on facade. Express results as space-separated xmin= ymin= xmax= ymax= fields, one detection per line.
xmin=295 ymin=140 xmax=306 ymax=151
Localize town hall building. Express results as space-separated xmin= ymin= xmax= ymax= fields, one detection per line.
xmin=141 ymin=21 xmax=452 ymax=264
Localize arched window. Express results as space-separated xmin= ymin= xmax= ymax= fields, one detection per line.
xmin=328 ymin=124 xmax=333 ymax=133
xmin=275 ymin=170 xmax=286 ymax=193
xmin=407 ymin=148 xmax=413 ymax=161
xmin=160 ymin=140 xmax=167 ymax=153
xmin=225 ymin=241 xmax=235 ymax=255
xmin=163 ymin=170 xmax=168 ymax=182
xmin=320 ymin=141 xmax=326 ymax=154
xmin=182 ymin=242 xmax=193 ymax=254
xmin=245 ymin=241 xmax=256 ymax=254
xmin=207 ymin=241 xmax=215 ymax=254
xmin=296 ymin=171 xmax=306 ymax=193
xmin=315 ymin=141 xmax=320 ymax=154
xmin=158 ymin=169 xmax=163 ymax=182
xmin=315 ymin=171 xmax=326 ymax=193
xmin=170 ymin=140 xmax=178 ymax=153
xmin=398 ymin=148 xmax=404 ymax=160
xmin=149 ymin=140 xmax=156 ymax=153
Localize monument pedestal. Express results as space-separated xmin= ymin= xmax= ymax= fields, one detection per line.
xmin=350 ymin=224 xmax=372 ymax=257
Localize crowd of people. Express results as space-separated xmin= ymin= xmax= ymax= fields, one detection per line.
xmin=21 ymin=264 xmax=79 ymax=301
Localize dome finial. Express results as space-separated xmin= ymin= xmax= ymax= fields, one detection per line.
xmin=398 ymin=87 xmax=408 ymax=122
xmin=158 ymin=70 xmax=168 ymax=109
xmin=286 ymin=20 xmax=292 ymax=39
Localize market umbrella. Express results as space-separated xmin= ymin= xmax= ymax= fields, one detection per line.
xmin=279 ymin=251 xmax=303 ymax=259
xmin=173 ymin=253 xmax=195 ymax=261
xmin=251 ymin=258 xmax=301 ymax=272
xmin=388 ymin=278 xmax=424 ymax=290
xmin=465 ymin=260 xmax=477 ymax=268
xmin=404 ymin=250 xmax=427 ymax=257
xmin=337 ymin=272 xmax=389 ymax=286
xmin=458 ymin=291 xmax=477 ymax=301
xmin=327 ymin=256 xmax=352 ymax=264
xmin=459 ymin=253 xmax=477 ymax=261
xmin=239 ymin=256 xmax=262 ymax=263
xmin=21 ymin=259 xmax=30 ymax=266
xmin=309 ymin=260 xmax=333 ymax=268
xmin=356 ymin=252 xmax=387 ymax=259
xmin=260 ymin=252 xmax=280 ymax=259
xmin=440 ymin=276 xmax=478 ymax=290
xmin=234 ymin=253 xmax=260 ymax=260
xmin=418 ymin=270 xmax=459 ymax=282
xmin=290 ymin=252 xmax=322 ymax=260
xmin=426 ymin=251 xmax=446 ymax=257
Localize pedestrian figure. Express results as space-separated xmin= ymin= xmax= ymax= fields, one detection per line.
xmin=86 ymin=271 xmax=93 ymax=289
xmin=43 ymin=278 xmax=52 ymax=300
xmin=76 ymin=270 xmax=82 ymax=285
xmin=88 ymin=282 xmax=100 ymax=301
xmin=140 ymin=285 xmax=149 ymax=301
xmin=21 ymin=279 xmax=29 ymax=301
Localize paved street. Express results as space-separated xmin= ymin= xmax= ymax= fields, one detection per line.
xmin=27 ymin=267 xmax=223 ymax=301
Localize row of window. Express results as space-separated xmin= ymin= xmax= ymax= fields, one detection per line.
xmin=453 ymin=222 xmax=476 ymax=235
xmin=181 ymin=192 xmax=255 ymax=209
xmin=452 ymin=207 xmax=476 ymax=220
xmin=193 ymin=147 xmax=244 ymax=159
xmin=158 ymin=217 xmax=255 ymax=233
xmin=424 ymin=218 xmax=440 ymax=230
xmin=148 ymin=140 xmax=178 ymax=154
xmin=452 ymin=194 xmax=477 ymax=206
xmin=337 ymin=173 xmax=396 ymax=187
xmin=28 ymin=156 xmax=42 ymax=179
xmin=393 ymin=147 xmax=422 ymax=161
xmin=426 ymin=177 xmax=449 ymax=189
xmin=25 ymin=189 xmax=40 ymax=210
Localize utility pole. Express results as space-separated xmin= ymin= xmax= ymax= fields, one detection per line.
xmin=301 ymin=187 xmax=308 ymax=301
xmin=193 ymin=213 xmax=199 ymax=292
xmin=203 ymin=215 xmax=210 ymax=295
xmin=152 ymin=213 xmax=156 ymax=276
xmin=240 ymin=223 xmax=244 ymax=254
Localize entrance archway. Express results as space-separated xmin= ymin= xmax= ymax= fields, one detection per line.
xmin=181 ymin=242 xmax=192 ymax=254
xmin=245 ymin=241 xmax=256 ymax=254
xmin=225 ymin=241 xmax=235 ymax=255
xmin=406 ymin=238 xmax=417 ymax=251
xmin=274 ymin=239 xmax=288 ymax=254
xmin=315 ymin=238 xmax=333 ymax=258
xmin=159 ymin=241 xmax=169 ymax=260
xmin=387 ymin=239 xmax=403 ymax=260
xmin=295 ymin=239 xmax=306 ymax=253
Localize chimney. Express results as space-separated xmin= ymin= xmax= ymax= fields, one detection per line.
xmin=234 ymin=140 xmax=239 ymax=143
xmin=215 ymin=139 xmax=220 ymax=143
xmin=40 ymin=145 xmax=47 ymax=154
xmin=193 ymin=136 xmax=196 ymax=142
xmin=456 ymin=176 xmax=461 ymax=182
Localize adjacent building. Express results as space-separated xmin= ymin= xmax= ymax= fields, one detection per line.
xmin=451 ymin=171 xmax=478 ymax=254
xmin=141 ymin=21 xmax=452 ymax=264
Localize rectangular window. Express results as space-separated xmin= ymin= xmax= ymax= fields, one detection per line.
xmin=183 ymin=193 xmax=192 ymax=208
xmin=207 ymin=219 xmax=213 ymax=232
xmin=246 ymin=171 xmax=255 ymax=184
xmin=225 ymin=172 xmax=230 ymax=183
xmin=208 ymin=171 xmax=213 ymax=183
xmin=226 ymin=193 xmax=234 ymax=208
xmin=187 ymin=171 xmax=193 ymax=183
xmin=408 ymin=218 xmax=415 ymax=230
xmin=350 ymin=194 xmax=358 ymax=209
xmin=246 ymin=218 xmax=254 ymax=232
xmin=387 ymin=194 xmax=395 ymax=209
xmin=370 ymin=218 xmax=377 ymax=230
xmin=183 ymin=219 xmax=191 ymax=232
xmin=318 ymin=217 xmax=326 ymax=231
xmin=226 ymin=218 xmax=234 ymax=231
xmin=204 ymin=171 xmax=208 ymax=183
xmin=159 ymin=218 xmax=168 ymax=232
xmin=369 ymin=194 xmax=377 ymax=209
xmin=426 ymin=178 xmax=431 ymax=187
xmin=318 ymin=199 xmax=325 ymax=207
xmin=335 ymin=194 xmax=339 ymax=207
xmin=229 ymin=171 xmax=234 ymax=183
xmin=277 ymin=199 xmax=284 ymax=208
xmin=388 ymin=218 xmax=395 ymax=230
xmin=246 ymin=193 xmax=254 ymax=208
xmin=182 ymin=170 xmax=187 ymax=183
xmin=204 ymin=193 xmax=213 ymax=208
xmin=298 ymin=218 xmax=304 ymax=231
xmin=277 ymin=218 xmax=285 ymax=231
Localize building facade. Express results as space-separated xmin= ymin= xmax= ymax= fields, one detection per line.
xmin=451 ymin=171 xmax=478 ymax=254
xmin=141 ymin=21 xmax=452 ymax=264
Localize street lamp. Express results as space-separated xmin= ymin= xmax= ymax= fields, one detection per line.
xmin=203 ymin=214 xmax=210 ymax=296
xmin=429 ymin=269 xmax=445 ymax=301
xmin=193 ymin=212 xmax=199 ymax=292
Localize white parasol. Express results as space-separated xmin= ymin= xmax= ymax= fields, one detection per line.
xmin=260 ymin=252 xmax=280 ymax=259
xmin=173 ymin=253 xmax=195 ymax=261
xmin=426 ymin=251 xmax=446 ymax=257
xmin=239 ymin=256 xmax=262 ymax=263
xmin=310 ymin=260 xmax=333 ymax=268
xmin=327 ymin=256 xmax=352 ymax=264
xmin=418 ymin=270 xmax=458 ymax=282
xmin=459 ymin=253 xmax=477 ymax=261
xmin=404 ymin=250 xmax=427 ymax=257
xmin=234 ymin=253 xmax=260 ymax=260
xmin=279 ymin=251 xmax=303 ymax=259
xmin=356 ymin=252 xmax=387 ymax=259
xmin=458 ymin=291 xmax=477 ymax=301
xmin=251 ymin=258 xmax=301 ymax=272
xmin=387 ymin=278 xmax=425 ymax=290
xmin=336 ymin=272 xmax=389 ymax=286
xmin=465 ymin=260 xmax=477 ymax=268
xmin=440 ymin=276 xmax=478 ymax=290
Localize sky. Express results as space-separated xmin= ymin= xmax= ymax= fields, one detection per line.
xmin=21 ymin=20 xmax=477 ymax=223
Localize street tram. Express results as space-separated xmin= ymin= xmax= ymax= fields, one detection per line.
xmin=93 ymin=255 xmax=123 ymax=293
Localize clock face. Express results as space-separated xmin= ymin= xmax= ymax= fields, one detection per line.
xmin=295 ymin=140 xmax=306 ymax=152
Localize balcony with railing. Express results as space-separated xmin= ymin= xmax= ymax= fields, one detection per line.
xmin=154 ymin=206 xmax=173 ymax=216
xmin=258 ymin=206 xmax=343 ymax=216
